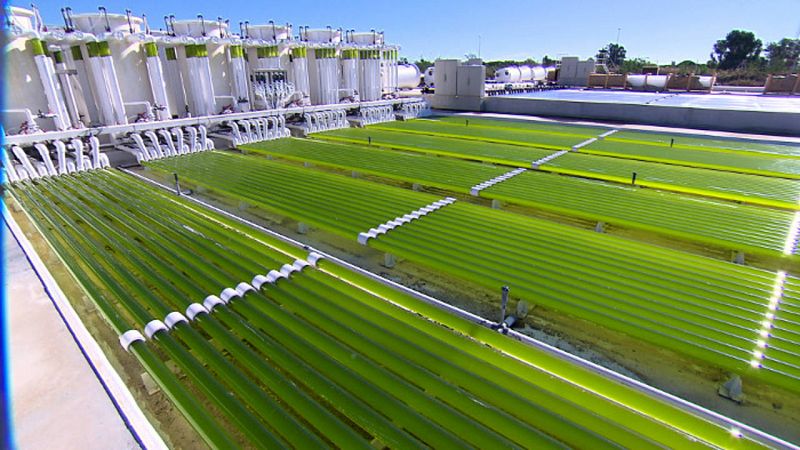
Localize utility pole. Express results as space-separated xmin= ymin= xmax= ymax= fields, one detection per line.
xmin=616 ymin=27 xmax=621 ymax=45
xmin=478 ymin=35 xmax=482 ymax=59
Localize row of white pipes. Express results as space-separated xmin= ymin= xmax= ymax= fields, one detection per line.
xmin=3 ymin=137 xmax=109 ymax=183
xmin=360 ymin=105 xmax=395 ymax=125
xmin=216 ymin=116 xmax=291 ymax=146
xmin=303 ymin=110 xmax=348 ymax=133
xmin=120 ymin=125 xmax=215 ymax=163
xmin=399 ymin=101 xmax=430 ymax=119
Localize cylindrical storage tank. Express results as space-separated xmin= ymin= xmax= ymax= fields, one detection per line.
xmin=397 ymin=64 xmax=420 ymax=89
xmin=303 ymin=28 xmax=341 ymax=44
xmin=531 ymin=66 xmax=547 ymax=81
xmin=358 ymin=49 xmax=381 ymax=101
xmin=627 ymin=74 xmax=646 ymax=88
xmin=160 ymin=46 xmax=187 ymax=118
xmin=380 ymin=49 xmax=398 ymax=94
xmin=339 ymin=48 xmax=359 ymax=100
xmin=309 ymin=47 xmax=338 ymax=105
xmin=424 ymin=66 xmax=435 ymax=87
xmin=246 ymin=24 xmax=291 ymax=41
xmin=646 ymin=75 xmax=669 ymax=89
xmin=351 ymin=32 xmax=382 ymax=46
xmin=289 ymin=46 xmax=310 ymax=104
xmin=495 ymin=66 xmax=521 ymax=83
xmin=518 ymin=65 xmax=533 ymax=81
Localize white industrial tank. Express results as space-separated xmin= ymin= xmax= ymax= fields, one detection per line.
xmin=303 ymin=28 xmax=341 ymax=44
xmin=518 ymin=65 xmax=533 ymax=81
xmin=531 ymin=66 xmax=547 ymax=81
xmin=646 ymin=75 xmax=669 ymax=89
xmin=424 ymin=66 xmax=435 ymax=87
xmin=627 ymin=74 xmax=646 ymax=88
xmin=339 ymin=48 xmax=359 ymax=100
xmin=495 ymin=66 xmax=522 ymax=83
xmin=351 ymin=31 xmax=382 ymax=46
xmin=397 ymin=64 xmax=420 ymax=89
xmin=247 ymin=24 xmax=291 ymax=41
xmin=359 ymin=49 xmax=381 ymax=101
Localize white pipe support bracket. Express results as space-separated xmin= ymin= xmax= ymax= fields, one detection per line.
xmin=119 ymin=330 xmax=146 ymax=351
xmin=279 ymin=263 xmax=299 ymax=278
xmin=292 ymin=259 xmax=311 ymax=271
xmin=164 ymin=312 xmax=189 ymax=329
xmin=307 ymin=252 xmax=324 ymax=266
xmin=358 ymin=232 xmax=371 ymax=245
xmin=203 ymin=295 xmax=225 ymax=311
xmin=144 ymin=320 xmax=168 ymax=339
xmin=219 ymin=287 xmax=240 ymax=303
xmin=266 ymin=269 xmax=287 ymax=284
xmin=185 ymin=303 xmax=209 ymax=321
xmin=234 ymin=282 xmax=255 ymax=297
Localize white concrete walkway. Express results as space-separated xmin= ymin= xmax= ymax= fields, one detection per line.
xmin=5 ymin=232 xmax=138 ymax=450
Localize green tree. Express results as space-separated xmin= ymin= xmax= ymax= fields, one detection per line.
xmin=765 ymin=38 xmax=800 ymax=72
xmin=710 ymin=30 xmax=763 ymax=70
xmin=596 ymin=43 xmax=626 ymax=68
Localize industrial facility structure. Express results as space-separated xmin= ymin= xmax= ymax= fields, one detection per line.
xmin=3 ymin=5 xmax=427 ymax=174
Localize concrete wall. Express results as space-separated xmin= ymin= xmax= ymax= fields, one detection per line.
xmin=482 ymin=96 xmax=800 ymax=136
xmin=558 ymin=57 xmax=594 ymax=87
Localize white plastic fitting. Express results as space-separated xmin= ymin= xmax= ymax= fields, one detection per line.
xmin=203 ymin=295 xmax=225 ymax=311
xmin=185 ymin=303 xmax=209 ymax=320
xmin=164 ymin=311 xmax=189 ymax=329
xmin=307 ymin=252 xmax=324 ymax=266
xmin=144 ymin=320 xmax=168 ymax=339
xmin=119 ymin=330 xmax=145 ymax=351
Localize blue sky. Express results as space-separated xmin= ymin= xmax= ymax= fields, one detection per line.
xmin=22 ymin=0 xmax=800 ymax=64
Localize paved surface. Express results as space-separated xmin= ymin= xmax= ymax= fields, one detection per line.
xmin=509 ymin=89 xmax=800 ymax=113
xmin=5 ymin=232 xmax=138 ymax=450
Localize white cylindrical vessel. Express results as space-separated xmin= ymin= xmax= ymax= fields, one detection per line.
xmin=310 ymin=47 xmax=338 ymax=105
xmin=359 ymin=49 xmax=381 ymax=101
xmin=531 ymin=66 xmax=547 ymax=81
xmin=495 ymin=66 xmax=522 ymax=83
xmin=229 ymin=44 xmax=251 ymax=112
xmin=518 ymin=65 xmax=533 ymax=81
xmin=289 ymin=46 xmax=310 ymax=104
xmin=142 ymin=42 xmax=171 ymax=120
xmin=397 ymin=63 xmax=420 ymax=89
xmin=424 ymin=66 xmax=435 ymax=87
xmin=339 ymin=48 xmax=359 ymax=99
xmin=646 ymin=75 xmax=669 ymax=89
xmin=627 ymin=74 xmax=647 ymax=88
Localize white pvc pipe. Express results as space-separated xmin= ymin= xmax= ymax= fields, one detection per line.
xmin=53 ymin=140 xmax=68 ymax=174
xmin=2 ymin=147 xmax=21 ymax=182
xmin=89 ymin=136 xmax=102 ymax=169
xmin=101 ymin=54 xmax=128 ymax=125
xmin=186 ymin=127 xmax=198 ymax=153
xmin=70 ymin=138 xmax=85 ymax=171
xmin=141 ymin=131 xmax=161 ymax=158
xmin=145 ymin=54 xmax=172 ymax=121
xmin=158 ymin=129 xmax=177 ymax=156
xmin=33 ymin=143 xmax=57 ymax=175
xmin=129 ymin=133 xmax=150 ymax=161
xmin=33 ymin=54 xmax=69 ymax=130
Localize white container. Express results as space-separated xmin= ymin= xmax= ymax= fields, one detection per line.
xmin=697 ymin=76 xmax=714 ymax=88
xmin=397 ymin=64 xmax=421 ymax=89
